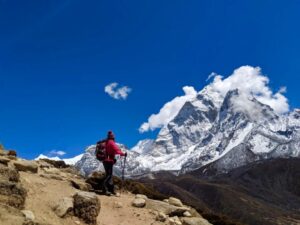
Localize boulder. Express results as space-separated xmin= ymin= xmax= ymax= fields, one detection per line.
xmin=132 ymin=198 xmax=146 ymax=208
xmin=21 ymin=210 xmax=35 ymax=221
xmin=181 ymin=217 xmax=213 ymax=225
xmin=73 ymin=191 xmax=101 ymax=224
xmin=13 ymin=161 xmax=38 ymax=173
xmin=169 ymin=197 xmax=184 ymax=207
xmin=0 ymin=179 xmax=27 ymax=209
xmin=0 ymin=164 xmax=20 ymax=182
xmin=53 ymin=197 xmax=74 ymax=218
xmin=146 ymin=199 xmax=189 ymax=217
xmin=70 ymin=180 xmax=92 ymax=191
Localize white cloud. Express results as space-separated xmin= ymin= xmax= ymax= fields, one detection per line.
xmin=139 ymin=86 xmax=197 ymax=133
xmin=231 ymin=92 xmax=265 ymax=122
xmin=49 ymin=150 xmax=66 ymax=156
xmin=210 ymin=66 xmax=289 ymax=114
xmin=139 ymin=66 xmax=290 ymax=133
xmin=206 ymin=72 xmax=218 ymax=82
xmin=104 ymin=82 xmax=132 ymax=100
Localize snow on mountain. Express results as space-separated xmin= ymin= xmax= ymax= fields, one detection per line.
xmin=75 ymin=67 xmax=300 ymax=177
xmin=35 ymin=154 xmax=61 ymax=161
xmin=35 ymin=154 xmax=83 ymax=165
xmin=131 ymin=139 xmax=155 ymax=154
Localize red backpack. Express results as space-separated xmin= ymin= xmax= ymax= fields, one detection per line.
xmin=95 ymin=140 xmax=106 ymax=161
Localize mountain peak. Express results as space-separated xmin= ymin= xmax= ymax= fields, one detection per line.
xmin=76 ymin=86 xmax=300 ymax=177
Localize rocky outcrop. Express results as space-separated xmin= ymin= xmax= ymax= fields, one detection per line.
xmin=13 ymin=160 xmax=38 ymax=173
xmin=0 ymin=163 xmax=20 ymax=182
xmin=39 ymin=158 xmax=69 ymax=168
xmin=0 ymin=179 xmax=27 ymax=209
xmin=0 ymin=163 xmax=26 ymax=209
xmin=73 ymin=191 xmax=101 ymax=224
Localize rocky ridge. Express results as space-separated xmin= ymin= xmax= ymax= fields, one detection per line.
xmin=0 ymin=146 xmax=212 ymax=225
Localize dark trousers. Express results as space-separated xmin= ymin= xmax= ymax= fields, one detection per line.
xmin=103 ymin=161 xmax=114 ymax=193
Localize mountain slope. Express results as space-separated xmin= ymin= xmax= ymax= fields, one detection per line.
xmin=75 ymin=82 xmax=300 ymax=177
xmin=139 ymin=158 xmax=300 ymax=225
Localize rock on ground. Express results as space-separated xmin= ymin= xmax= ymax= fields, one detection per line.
xmin=181 ymin=217 xmax=213 ymax=225
xmin=169 ymin=197 xmax=184 ymax=207
xmin=21 ymin=210 xmax=35 ymax=221
xmin=132 ymin=198 xmax=146 ymax=208
xmin=53 ymin=197 xmax=74 ymax=218
xmin=156 ymin=211 xmax=168 ymax=222
xmin=13 ymin=160 xmax=38 ymax=173
xmin=146 ymin=199 xmax=189 ymax=217
xmin=73 ymin=191 xmax=101 ymax=224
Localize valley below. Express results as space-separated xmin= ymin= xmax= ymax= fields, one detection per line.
xmin=138 ymin=158 xmax=300 ymax=225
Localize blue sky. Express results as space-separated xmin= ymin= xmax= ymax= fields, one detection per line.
xmin=0 ymin=0 xmax=300 ymax=159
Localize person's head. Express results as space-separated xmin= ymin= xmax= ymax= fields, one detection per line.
xmin=107 ymin=130 xmax=115 ymax=140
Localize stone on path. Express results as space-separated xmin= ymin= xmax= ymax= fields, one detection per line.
xmin=73 ymin=191 xmax=101 ymax=224
xmin=132 ymin=198 xmax=146 ymax=208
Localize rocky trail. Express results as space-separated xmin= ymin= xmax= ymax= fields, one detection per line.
xmin=0 ymin=147 xmax=211 ymax=225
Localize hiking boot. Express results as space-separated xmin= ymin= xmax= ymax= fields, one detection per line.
xmin=105 ymin=191 xmax=113 ymax=196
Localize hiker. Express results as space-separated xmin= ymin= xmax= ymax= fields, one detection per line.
xmin=102 ymin=131 xmax=127 ymax=195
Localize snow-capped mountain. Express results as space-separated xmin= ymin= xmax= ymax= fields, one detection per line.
xmin=35 ymin=154 xmax=84 ymax=165
xmin=75 ymin=80 xmax=300 ymax=177
xmin=74 ymin=144 xmax=135 ymax=177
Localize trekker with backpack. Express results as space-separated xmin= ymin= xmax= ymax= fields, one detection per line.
xmin=96 ymin=131 xmax=127 ymax=196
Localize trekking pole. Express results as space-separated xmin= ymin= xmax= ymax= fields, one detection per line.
xmin=121 ymin=154 xmax=127 ymax=194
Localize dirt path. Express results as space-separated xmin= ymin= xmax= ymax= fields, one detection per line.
xmin=20 ymin=171 xmax=164 ymax=225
